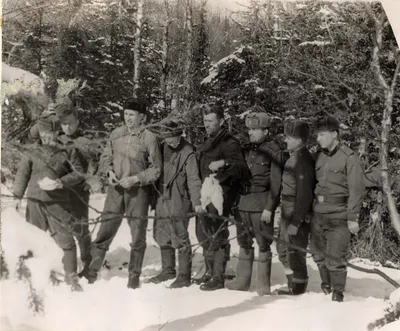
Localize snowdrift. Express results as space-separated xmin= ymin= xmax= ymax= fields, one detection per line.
xmin=1 ymin=192 xmax=400 ymax=331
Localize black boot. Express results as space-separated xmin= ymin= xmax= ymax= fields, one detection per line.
xmin=257 ymin=251 xmax=272 ymax=296
xmin=127 ymin=247 xmax=146 ymax=290
xmin=225 ymin=247 xmax=254 ymax=291
xmin=318 ymin=265 xmax=332 ymax=294
xmin=78 ymin=234 xmax=92 ymax=279
xmin=277 ymin=274 xmax=293 ymax=295
xmin=170 ymin=247 xmax=192 ymax=289
xmin=86 ymin=246 xmax=106 ymax=284
xmin=149 ymin=247 xmax=176 ymax=284
xmin=292 ymin=279 xmax=308 ymax=295
xmin=193 ymin=250 xmax=213 ymax=285
xmin=330 ymin=270 xmax=347 ymax=302
xmin=200 ymin=247 xmax=226 ymax=291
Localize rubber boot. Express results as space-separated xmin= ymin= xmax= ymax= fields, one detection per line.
xmin=170 ymin=248 xmax=192 ymax=289
xmin=225 ymin=247 xmax=254 ymax=291
xmin=149 ymin=247 xmax=176 ymax=284
xmin=127 ymin=247 xmax=146 ymax=289
xmin=65 ymin=272 xmax=83 ymax=292
xmin=193 ymin=250 xmax=213 ymax=285
xmin=331 ymin=270 xmax=347 ymax=302
xmin=256 ymin=251 xmax=272 ymax=296
xmin=200 ymin=248 xmax=226 ymax=291
xmin=86 ymin=246 xmax=106 ymax=284
xmin=277 ymin=274 xmax=293 ymax=295
xmin=318 ymin=265 xmax=332 ymax=294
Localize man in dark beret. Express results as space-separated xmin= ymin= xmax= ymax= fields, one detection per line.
xmin=276 ymin=120 xmax=315 ymax=295
xmin=87 ymin=97 xmax=162 ymax=289
xmin=226 ymin=112 xmax=288 ymax=296
xmin=149 ymin=120 xmax=202 ymax=288
xmin=311 ymin=116 xmax=365 ymax=302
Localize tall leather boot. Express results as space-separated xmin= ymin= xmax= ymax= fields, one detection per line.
xmin=225 ymin=247 xmax=254 ymax=291
xmin=170 ymin=247 xmax=192 ymax=289
xmin=318 ymin=265 xmax=332 ymax=294
xmin=256 ymin=251 xmax=272 ymax=296
xmin=149 ymin=247 xmax=176 ymax=284
xmin=291 ymin=278 xmax=308 ymax=295
xmin=127 ymin=247 xmax=146 ymax=290
xmin=331 ymin=270 xmax=347 ymax=302
xmin=200 ymin=247 xmax=226 ymax=291
xmin=193 ymin=250 xmax=213 ymax=285
xmin=86 ymin=246 xmax=106 ymax=284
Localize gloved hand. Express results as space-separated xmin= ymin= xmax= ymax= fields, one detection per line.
xmin=287 ymin=224 xmax=299 ymax=236
xmin=119 ymin=176 xmax=139 ymax=189
xmin=15 ymin=198 xmax=22 ymax=212
xmin=261 ymin=209 xmax=272 ymax=223
xmin=194 ymin=205 xmax=205 ymax=214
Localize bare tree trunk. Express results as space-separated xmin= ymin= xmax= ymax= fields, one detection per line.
xmin=366 ymin=3 xmax=400 ymax=237
xmin=183 ymin=0 xmax=193 ymax=101
xmin=133 ymin=0 xmax=144 ymax=97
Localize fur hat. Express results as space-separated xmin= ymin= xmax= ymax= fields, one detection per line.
xmin=315 ymin=116 xmax=340 ymax=133
xmin=159 ymin=120 xmax=183 ymax=139
xmin=284 ymin=120 xmax=310 ymax=140
xmin=37 ymin=113 xmax=61 ymax=133
xmin=245 ymin=113 xmax=271 ymax=129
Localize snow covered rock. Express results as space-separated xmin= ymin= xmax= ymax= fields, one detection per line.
xmin=200 ymin=174 xmax=224 ymax=215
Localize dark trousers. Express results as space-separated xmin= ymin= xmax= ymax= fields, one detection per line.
xmin=91 ymin=186 xmax=149 ymax=277
xmin=277 ymin=201 xmax=310 ymax=282
xmin=311 ymin=213 xmax=351 ymax=292
xmin=26 ymin=200 xmax=78 ymax=273
xmin=236 ymin=211 xmax=274 ymax=253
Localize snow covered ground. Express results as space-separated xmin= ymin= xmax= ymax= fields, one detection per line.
xmin=1 ymin=189 xmax=400 ymax=331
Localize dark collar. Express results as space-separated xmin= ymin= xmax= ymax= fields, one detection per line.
xmin=323 ymin=144 xmax=340 ymax=157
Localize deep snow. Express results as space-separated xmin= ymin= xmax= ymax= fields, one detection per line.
xmin=1 ymin=189 xmax=400 ymax=331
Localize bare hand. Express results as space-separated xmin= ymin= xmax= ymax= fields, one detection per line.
xmin=119 ymin=176 xmax=139 ymax=189
xmin=208 ymin=160 xmax=225 ymax=172
xmin=15 ymin=199 xmax=22 ymax=212
xmin=347 ymin=221 xmax=360 ymax=235
xmin=261 ymin=209 xmax=272 ymax=223
xmin=194 ymin=205 xmax=205 ymax=214
xmin=287 ymin=224 xmax=299 ymax=236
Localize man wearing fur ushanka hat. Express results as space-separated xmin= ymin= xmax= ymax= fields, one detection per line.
xmin=275 ymin=120 xmax=315 ymax=296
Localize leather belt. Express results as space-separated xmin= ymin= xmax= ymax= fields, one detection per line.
xmin=243 ymin=186 xmax=268 ymax=195
xmin=316 ymin=195 xmax=348 ymax=204
xmin=281 ymin=194 xmax=296 ymax=202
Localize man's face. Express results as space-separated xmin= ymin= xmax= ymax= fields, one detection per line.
xmin=124 ymin=109 xmax=144 ymax=129
xmin=164 ymin=136 xmax=181 ymax=148
xmin=317 ymin=131 xmax=337 ymax=149
xmin=203 ymin=113 xmax=223 ymax=136
xmin=60 ymin=113 xmax=79 ymax=136
xmin=284 ymin=135 xmax=302 ymax=151
xmin=248 ymin=128 xmax=267 ymax=143
xmin=39 ymin=131 xmax=58 ymax=145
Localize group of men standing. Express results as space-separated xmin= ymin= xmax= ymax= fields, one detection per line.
xmin=14 ymin=98 xmax=366 ymax=302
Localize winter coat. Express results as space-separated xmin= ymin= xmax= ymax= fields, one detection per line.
xmin=98 ymin=126 xmax=162 ymax=186
xmin=238 ymin=139 xmax=288 ymax=212
xmin=156 ymin=139 xmax=202 ymax=218
xmin=13 ymin=143 xmax=85 ymax=202
xmin=314 ymin=144 xmax=365 ymax=221
xmin=197 ymin=127 xmax=250 ymax=195
xmin=281 ymin=146 xmax=316 ymax=227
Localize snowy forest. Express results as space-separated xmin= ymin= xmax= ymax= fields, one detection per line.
xmin=1 ymin=0 xmax=400 ymax=330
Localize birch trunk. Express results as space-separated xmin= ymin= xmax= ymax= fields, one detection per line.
xmin=133 ymin=0 xmax=144 ymax=96
xmin=366 ymin=3 xmax=400 ymax=237
xmin=183 ymin=0 xmax=193 ymax=101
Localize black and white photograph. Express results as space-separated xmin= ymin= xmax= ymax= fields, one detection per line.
xmin=1 ymin=0 xmax=400 ymax=330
